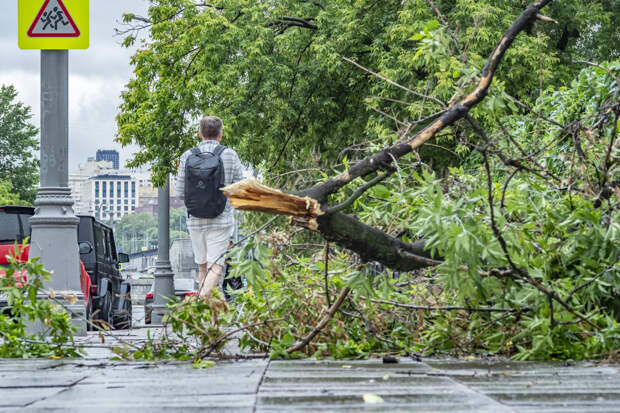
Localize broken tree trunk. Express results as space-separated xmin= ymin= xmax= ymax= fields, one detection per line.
xmin=223 ymin=178 xmax=439 ymax=271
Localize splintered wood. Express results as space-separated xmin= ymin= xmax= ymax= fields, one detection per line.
xmin=222 ymin=178 xmax=323 ymax=217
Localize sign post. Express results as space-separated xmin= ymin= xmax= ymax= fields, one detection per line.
xmin=18 ymin=0 xmax=90 ymax=335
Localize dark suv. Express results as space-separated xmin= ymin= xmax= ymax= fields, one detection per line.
xmin=77 ymin=215 xmax=131 ymax=329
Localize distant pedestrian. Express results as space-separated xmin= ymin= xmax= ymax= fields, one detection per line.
xmin=175 ymin=116 xmax=244 ymax=303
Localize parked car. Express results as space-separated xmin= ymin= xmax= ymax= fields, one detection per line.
xmin=144 ymin=278 xmax=198 ymax=324
xmin=0 ymin=206 xmax=91 ymax=315
xmin=77 ymin=215 xmax=131 ymax=329
xmin=0 ymin=206 xmax=130 ymax=330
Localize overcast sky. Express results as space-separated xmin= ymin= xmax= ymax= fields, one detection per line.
xmin=0 ymin=0 xmax=150 ymax=171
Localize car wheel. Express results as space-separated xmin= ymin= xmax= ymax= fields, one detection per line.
xmin=114 ymin=294 xmax=132 ymax=329
xmin=102 ymin=289 xmax=113 ymax=327
xmin=145 ymin=304 xmax=152 ymax=325
xmin=125 ymin=294 xmax=132 ymax=328
xmin=86 ymin=295 xmax=94 ymax=331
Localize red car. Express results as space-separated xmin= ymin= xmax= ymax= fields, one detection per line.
xmin=0 ymin=206 xmax=91 ymax=321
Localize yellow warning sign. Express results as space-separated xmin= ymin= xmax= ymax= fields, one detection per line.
xmin=18 ymin=0 xmax=89 ymax=50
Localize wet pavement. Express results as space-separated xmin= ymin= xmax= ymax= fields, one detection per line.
xmin=0 ymin=307 xmax=618 ymax=412
xmin=258 ymin=359 xmax=619 ymax=412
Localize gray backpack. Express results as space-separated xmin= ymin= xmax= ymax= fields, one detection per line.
xmin=184 ymin=145 xmax=227 ymax=218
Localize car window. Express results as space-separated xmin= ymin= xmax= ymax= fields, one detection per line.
xmin=105 ymin=229 xmax=117 ymax=261
xmin=94 ymin=224 xmax=106 ymax=260
xmin=0 ymin=211 xmax=21 ymax=242
xmin=19 ymin=214 xmax=32 ymax=239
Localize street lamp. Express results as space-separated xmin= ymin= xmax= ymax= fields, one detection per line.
xmin=28 ymin=50 xmax=85 ymax=335
xmin=151 ymin=175 xmax=174 ymax=324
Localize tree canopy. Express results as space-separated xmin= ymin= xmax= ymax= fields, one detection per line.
xmin=0 ymin=181 xmax=26 ymax=206
xmin=0 ymin=85 xmax=39 ymax=203
xmin=117 ymin=0 xmax=618 ymax=182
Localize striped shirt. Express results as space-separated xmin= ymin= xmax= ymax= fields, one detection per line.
xmin=175 ymin=140 xmax=245 ymax=230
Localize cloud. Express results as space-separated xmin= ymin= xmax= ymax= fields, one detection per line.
xmin=0 ymin=70 xmax=40 ymax=124
xmin=0 ymin=0 xmax=148 ymax=172
xmin=0 ymin=69 xmax=140 ymax=170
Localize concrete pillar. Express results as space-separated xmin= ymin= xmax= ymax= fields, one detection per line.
xmin=29 ymin=50 xmax=85 ymax=335
xmin=151 ymin=175 xmax=175 ymax=324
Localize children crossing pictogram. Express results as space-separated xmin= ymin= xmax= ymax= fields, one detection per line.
xmin=27 ymin=0 xmax=80 ymax=38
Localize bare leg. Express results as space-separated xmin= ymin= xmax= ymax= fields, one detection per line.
xmin=197 ymin=263 xmax=208 ymax=295
xmin=199 ymin=261 xmax=223 ymax=298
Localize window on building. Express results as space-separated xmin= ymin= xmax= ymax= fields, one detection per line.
xmin=131 ymin=182 xmax=136 ymax=197
xmin=124 ymin=206 xmax=128 ymax=211
xmin=124 ymin=199 xmax=128 ymax=205
xmin=95 ymin=182 xmax=99 ymax=197
xmin=117 ymin=199 xmax=121 ymax=205
xmin=124 ymin=182 xmax=128 ymax=197
xmin=109 ymin=181 xmax=114 ymax=198
xmin=102 ymin=182 xmax=106 ymax=198
xmin=117 ymin=182 xmax=121 ymax=198
xmin=117 ymin=206 xmax=121 ymax=212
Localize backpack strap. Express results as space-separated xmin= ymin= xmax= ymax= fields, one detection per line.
xmin=212 ymin=145 xmax=227 ymax=158
xmin=213 ymin=145 xmax=227 ymax=186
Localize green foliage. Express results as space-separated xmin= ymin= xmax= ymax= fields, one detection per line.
xmin=227 ymin=63 xmax=619 ymax=361
xmin=0 ymin=180 xmax=28 ymax=206
xmin=117 ymin=0 xmax=619 ymax=184
xmin=113 ymin=209 xmax=188 ymax=253
xmin=112 ymin=295 xmax=228 ymax=361
xmin=224 ymin=238 xmax=428 ymax=359
xmin=403 ymin=63 xmax=620 ymax=360
xmin=0 ymin=85 xmax=39 ymax=203
xmin=114 ymin=212 xmax=158 ymax=253
xmin=0 ymin=246 xmax=80 ymax=358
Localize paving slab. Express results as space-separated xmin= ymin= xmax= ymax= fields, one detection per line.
xmin=425 ymin=359 xmax=620 ymax=413
xmin=256 ymin=359 xmax=512 ymax=412
xmin=0 ymin=359 xmax=267 ymax=412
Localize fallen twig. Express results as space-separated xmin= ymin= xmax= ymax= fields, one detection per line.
xmin=287 ymin=287 xmax=351 ymax=353
xmin=197 ymin=318 xmax=284 ymax=359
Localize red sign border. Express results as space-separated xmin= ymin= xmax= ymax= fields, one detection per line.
xmin=27 ymin=0 xmax=81 ymax=38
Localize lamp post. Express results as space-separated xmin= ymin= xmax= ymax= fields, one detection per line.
xmin=29 ymin=50 xmax=86 ymax=335
xmin=151 ymin=175 xmax=174 ymax=324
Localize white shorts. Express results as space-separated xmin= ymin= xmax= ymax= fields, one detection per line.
xmin=188 ymin=225 xmax=234 ymax=266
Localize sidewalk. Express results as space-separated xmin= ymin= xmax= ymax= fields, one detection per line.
xmin=0 ymin=309 xmax=618 ymax=412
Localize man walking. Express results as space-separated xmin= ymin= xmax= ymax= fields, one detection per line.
xmin=175 ymin=116 xmax=245 ymax=301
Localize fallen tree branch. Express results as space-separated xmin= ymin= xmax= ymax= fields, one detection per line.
xmin=197 ymin=318 xmax=284 ymax=359
xmin=223 ymin=179 xmax=440 ymax=271
xmin=324 ymin=242 xmax=332 ymax=307
xmin=287 ymin=286 xmax=350 ymax=353
xmin=535 ymin=14 xmax=558 ymax=24
xmin=366 ymin=298 xmax=531 ymax=313
xmin=326 ymin=171 xmax=394 ymax=214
